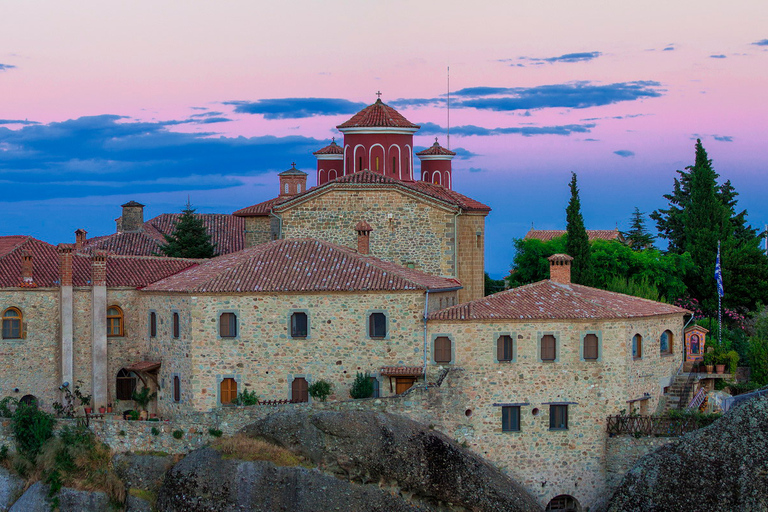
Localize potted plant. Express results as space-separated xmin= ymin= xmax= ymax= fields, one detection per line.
xmin=702 ymin=352 xmax=715 ymax=374
xmin=131 ymin=387 xmax=157 ymax=421
xmin=715 ymin=352 xmax=726 ymax=374
xmin=98 ymin=405 xmax=106 ymax=414
xmin=73 ymin=381 xmax=92 ymax=414
xmin=107 ymin=403 xmax=113 ymax=413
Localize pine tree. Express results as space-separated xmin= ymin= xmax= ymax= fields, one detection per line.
xmin=159 ymin=202 xmax=217 ymax=259
xmin=623 ymin=207 xmax=655 ymax=251
xmin=565 ymin=172 xmax=592 ymax=285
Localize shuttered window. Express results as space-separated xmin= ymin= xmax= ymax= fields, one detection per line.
xmin=434 ymin=336 xmax=452 ymax=364
xmin=173 ymin=375 xmax=181 ymax=402
xmin=220 ymin=378 xmax=237 ymax=405
xmin=632 ymin=334 xmax=642 ymax=359
xmin=497 ymin=335 xmax=513 ymax=362
xmin=220 ymin=313 xmax=237 ymax=338
xmin=369 ymin=313 xmax=386 ymax=338
xmin=291 ymin=377 xmax=308 ymax=402
xmin=2 ymin=307 xmax=22 ymax=339
xmin=549 ymin=405 xmax=568 ymax=430
xmin=172 ymin=312 xmax=180 ymax=339
xmin=541 ymin=335 xmax=556 ymax=361
xmin=583 ymin=334 xmax=599 ymax=360
xmin=291 ymin=312 xmax=308 ymax=338
xmin=149 ymin=312 xmax=157 ymax=338
xmin=502 ymin=406 xmax=520 ymax=432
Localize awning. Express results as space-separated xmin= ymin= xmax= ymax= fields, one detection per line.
xmin=380 ymin=366 xmax=424 ymax=377
xmin=126 ymin=360 xmax=161 ymax=372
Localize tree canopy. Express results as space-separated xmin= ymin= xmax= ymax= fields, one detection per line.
xmin=622 ymin=207 xmax=655 ymax=250
xmin=565 ymin=172 xmax=592 ymax=286
xmin=158 ymin=203 xmax=217 ymax=259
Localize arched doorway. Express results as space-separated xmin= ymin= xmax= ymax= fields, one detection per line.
xmin=546 ymin=494 xmax=581 ymax=512
xmin=20 ymin=394 xmax=37 ymax=407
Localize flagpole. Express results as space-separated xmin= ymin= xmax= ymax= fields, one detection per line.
xmin=717 ymin=241 xmax=722 ymax=346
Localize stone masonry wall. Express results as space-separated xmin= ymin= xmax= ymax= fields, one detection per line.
xmin=456 ymin=213 xmax=486 ymax=303
xmin=277 ymin=188 xmax=456 ymax=277
xmin=243 ymin=217 xmax=273 ymax=248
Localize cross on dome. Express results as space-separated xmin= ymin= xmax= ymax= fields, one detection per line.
xmin=376 ymin=91 xmax=382 ymax=100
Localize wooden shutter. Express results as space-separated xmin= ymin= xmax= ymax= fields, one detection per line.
xmin=292 ymin=378 xmax=308 ymax=402
xmin=583 ymin=334 xmax=598 ymax=360
xmin=541 ymin=335 xmax=556 ymax=361
xmin=502 ymin=406 xmax=520 ymax=431
xmin=173 ymin=376 xmax=180 ymax=402
xmin=434 ymin=336 xmax=452 ymax=363
xmin=550 ymin=405 xmax=568 ymax=430
xmin=497 ymin=335 xmax=513 ymax=361
xmin=173 ymin=313 xmax=180 ymax=338
xmin=220 ymin=378 xmax=237 ymax=404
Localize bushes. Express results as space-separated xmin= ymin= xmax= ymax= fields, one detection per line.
xmin=172 ymin=429 xmax=184 ymax=439
xmin=349 ymin=372 xmax=374 ymax=399
xmin=231 ymin=389 xmax=259 ymax=406
xmin=308 ymin=380 xmax=333 ymax=402
xmin=11 ymin=402 xmax=55 ymax=460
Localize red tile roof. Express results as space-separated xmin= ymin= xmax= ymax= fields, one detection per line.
xmin=313 ymin=140 xmax=344 ymax=155
xmin=232 ymin=196 xmax=285 ymax=217
xmin=416 ymin=140 xmax=456 ymax=157
xmin=337 ymin=99 xmax=419 ymax=130
xmin=524 ymin=229 xmax=622 ymax=242
xmin=380 ymin=366 xmax=424 ymax=376
xmin=0 ymin=236 xmax=60 ymax=287
xmin=428 ymin=280 xmax=688 ymax=321
xmin=143 ymin=238 xmax=461 ymax=293
xmin=126 ymin=360 xmax=161 ymax=372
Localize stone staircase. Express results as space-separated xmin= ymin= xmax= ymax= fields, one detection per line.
xmin=663 ymin=372 xmax=698 ymax=412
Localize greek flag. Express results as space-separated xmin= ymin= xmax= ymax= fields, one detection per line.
xmin=715 ymin=244 xmax=724 ymax=297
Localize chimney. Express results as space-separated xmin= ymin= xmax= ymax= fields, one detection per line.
xmin=58 ymin=244 xmax=74 ymax=286
xmin=21 ymin=250 xmax=34 ymax=284
xmin=355 ymin=220 xmax=373 ymax=255
xmin=120 ymin=201 xmax=145 ymax=233
xmin=547 ymin=254 xmax=573 ymax=284
xmin=91 ymin=250 xmax=107 ymax=286
xmin=278 ymin=163 xmax=308 ymax=198
xmin=75 ymin=229 xmax=87 ymax=250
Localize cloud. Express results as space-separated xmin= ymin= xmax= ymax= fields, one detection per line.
xmin=189 ymin=111 xmax=224 ymax=118
xmin=418 ymin=121 xmax=594 ymax=137
xmin=0 ymin=119 xmax=39 ymax=125
xmin=713 ymin=135 xmax=733 ymax=142
xmin=662 ymin=46 xmax=675 ymax=51
xmin=0 ymin=64 xmax=16 ymax=71
xmin=0 ymin=115 xmax=324 ymax=201
xmin=752 ymin=39 xmax=768 ymax=46
xmin=449 ymin=81 xmax=663 ymax=111
xmin=710 ymin=54 xmax=727 ymax=59
xmin=224 ymin=98 xmax=366 ymax=119
xmin=468 ymin=167 xmax=485 ymax=173
xmin=613 ymin=150 xmax=635 ymax=157
xmin=528 ymin=51 xmax=603 ymax=64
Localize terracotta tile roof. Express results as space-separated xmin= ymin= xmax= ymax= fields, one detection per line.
xmin=0 ymin=236 xmax=30 ymax=258
xmin=313 ymin=140 xmax=343 ymax=155
xmin=279 ymin=163 xmax=307 ymax=176
xmin=81 ymin=214 xmax=244 ymax=256
xmin=126 ymin=360 xmax=161 ymax=372
xmin=232 ymin=196 xmax=286 ymax=217
xmin=380 ymin=366 xmax=424 ymax=376
xmin=337 ymin=99 xmax=419 ymax=130
xmin=428 ymin=280 xmax=688 ymax=321
xmin=404 ymin=180 xmax=491 ymax=213
xmin=0 ymin=236 xmax=196 ymax=288
xmin=143 ymin=238 xmax=461 ymax=293
xmin=524 ymin=229 xmax=622 ymax=242
xmin=416 ymin=140 xmax=456 ymax=157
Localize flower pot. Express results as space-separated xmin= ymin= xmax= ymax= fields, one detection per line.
xmin=98 ymin=407 xmax=106 ymax=414
xmin=705 ymin=365 xmax=714 ymax=374
xmin=84 ymin=407 xmax=92 ymax=414
xmin=107 ymin=407 xmax=112 ymax=413
xmin=139 ymin=410 xmax=148 ymax=421
xmin=150 ymin=413 xmax=157 ymax=419
xmin=716 ymin=364 xmax=725 ymax=374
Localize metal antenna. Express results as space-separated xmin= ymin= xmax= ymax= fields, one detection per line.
xmin=447 ymin=66 xmax=450 ymax=150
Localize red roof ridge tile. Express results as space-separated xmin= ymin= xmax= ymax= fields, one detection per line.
xmin=337 ymin=99 xmax=419 ymax=130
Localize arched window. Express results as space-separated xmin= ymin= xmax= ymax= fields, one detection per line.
xmin=497 ymin=335 xmax=513 ymax=362
xmin=2 ymin=307 xmax=22 ymax=339
xmin=434 ymin=336 xmax=452 ymax=363
xmin=660 ymin=330 xmax=673 ymax=355
xmin=541 ymin=334 xmax=556 ymax=361
xmin=116 ymin=369 xmax=137 ymax=400
xmin=173 ymin=375 xmax=181 ymax=402
xmin=291 ymin=377 xmax=308 ymax=402
xmin=546 ymin=494 xmax=581 ymax=511
xmin=107 ymin=306 xmax=124 ymax=337
xmin=149 ymin=312 xmax=157 ymax=338
xmin=433 ymin=172 xmax=441 ymax=185
xmin=583 ymin=334 xmax=599 ymax=360
xmin=297 ymin=183 xmax=302 ymax=193
xmin=20 ymin=394 xmax=37 ymax=407
xmin=632 ymin=334 xmax=643 ymax=359
xmin=220 ymin=378 xmax=237 ymax=405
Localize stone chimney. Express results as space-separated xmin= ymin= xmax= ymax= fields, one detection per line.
xmin=547 ymin=254 xmax=573 ymax=284
xmin=21 ymin=250 xmax=33 ymax=284
xmin=355 ymin=220 xmax=373 ymax=255
xmin=57 ymin=244 xmax=74 ymax=286
xmin=278 ymin=163 xmax=308 ymax=198
xmin=75 ymin=229 xmax=87 ymax=250
xmin=91 ymin=250 xmax=107 ymax=286
xmin=120 ymin=201 xmax=145 ymax=233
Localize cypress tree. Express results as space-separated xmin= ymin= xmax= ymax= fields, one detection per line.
xmin=623 ymin=207 xmax=655 ymax=251
xmin=565 ymin=172 xmax=592 ymax=285
xmin=159 ymin=202 xmax=217 ymax=259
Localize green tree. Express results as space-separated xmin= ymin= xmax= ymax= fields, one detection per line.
xmin=622 ymin=207 xmax=655 ymax=250
xmin=159 ymin=202 xmax=217 ymax=258
xmin=566 ymin=172 xmax=592 ymax=285
xmin=748 ymin=312 xmax=768 ymax=385
xmin=506 ymin=236 xmax=567 ymax=288
xmin=484 ymin=272 xmax=505 ymax=296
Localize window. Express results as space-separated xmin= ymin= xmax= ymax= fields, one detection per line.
xmin=291 ymin=312 xmax=308 ymax=338
xmin=107 ymin=306 xmax=124 ymax=337
xmin=2 ymin=307 xmax=22 ymax=339
xmin=502 ymin=406 xmax=520 ymax=432
xmin=549 ymin=405 xmax=568 ymax=430
xmin=632 ymin=334 xmax=642 ymax=359
xmin=116 ymin=369 xmax=136 ymax=401
xmin=173 ymin=375 xmax=181 ymax=402
xmin=284 ymin=183 xmax=289 ymax=194
xmin=291 ymin=377 xmax=308 ymax=402
xmin=392 ymin=156 xmax=397 ymax=174
xmin=149 ymin=312 xmax=157 ymax=338
xmin=219 ymin=312 xmax=237 ymax=338
xmin=583 ymin=334 xmax=599 ymax=360
xmin=434 ymin=336 xmax=452 ymax=364
xmin=375 ymin=156 xmax=379 ymax=171
xmin=369 ymin=312 xmax=386 ymax=338
xmin=497 ymin=335 xmax=513 ymax=362
xmin=220 ymin=378 xmax=237 ymax=405
xmin=358 ymin=156 xmax=363 ymax=171
xmin=172 ymin=312 xmax=180 ymax=339
xmin=541 ymin=334 xmax=556 ymax=361
xmin=660 ymin=330 xmax=673 ymax=355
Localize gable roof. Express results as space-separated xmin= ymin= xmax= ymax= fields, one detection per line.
xmin=143 ymin=238 xmax=461 ymax=294
xmin=337 ymin=99 xmax=419 ymax=130
xmin=524 ymin=229 xmax=623 ymax=242
xmin=429 ymin=280 xmax=687 ymax=321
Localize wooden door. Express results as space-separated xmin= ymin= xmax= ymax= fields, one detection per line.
xmin=220 ymin=378 xmax=237 ymax=404
xmin=395 ymin=377 xmax=415 ymax=394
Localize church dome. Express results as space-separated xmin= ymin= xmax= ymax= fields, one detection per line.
xmin=337 ymin=98 xmax=419 ymax=131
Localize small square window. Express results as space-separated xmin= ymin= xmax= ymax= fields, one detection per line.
xmin=502 ymin=406 xmax=520 ymax=432
xmin=549 ymin=405 xmax=568 ymax=430
xmin=434 ymin=336 xmax=452 ymax=363
xmin=220 ymin=313 xmax=237 ymax=338
xmin=369 ymin=312 xmax=386 ymax=338
xmin=583 ymin=334 xmax=599 ymax=360
xmin=541 ymin=334 xmax=556 ymax=361
xmin=291 ymin=312 xmax=308 ymax=338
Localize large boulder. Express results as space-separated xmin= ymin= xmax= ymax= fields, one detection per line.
xmin=243 ymin=409 xmax=541 ymax=511
xmin=9 ymin=481 xmax=110 ymax=512
xmin=0 ymin=467 xmax=23 ymax=512
xmin=608 ymin=394 xmax=768 ymax=511
xmin=113 ymin=452 xmax=176 ymax=492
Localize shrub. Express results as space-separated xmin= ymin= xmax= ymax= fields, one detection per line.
xmin=231 ymin=389 xmax=259 ymax=406
xmin=349 ymin=372 xmax=373 ymax=399
xmin=118 ymin=430 xmax=126 ymax=437
xmin=131 ymin=387 xmax=157 ymax=410
xmin=151 ymin=427 xmax=160 ymax=436
xmin=11 ymin=402 xmax=55 ymax=459
xmin=0 ymin=396 xmax=19 ymax=418
xmin=308 ymin=380 xmax=333 ymax=402
xmin=172 ymin=429 xmax=184 ymax=439
xmin=208 ymin=428 xmax=223 ymax=438
xmin=212 ymin=434 xmax=312 ymax=467
xmin=0 ymin=444 xmax=8 ymax=463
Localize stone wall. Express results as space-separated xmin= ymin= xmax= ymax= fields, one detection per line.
xmin=456 ymin=213 xmax=486 ymax=303
xmin=243 ymin=216 xmax=274 ymax=248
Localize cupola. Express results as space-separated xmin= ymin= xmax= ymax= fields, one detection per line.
xmin=313 ymin=138 xmax=344 ymax=186
xmin=278 ymin=163 xmax=308 ymax=197
xmin=417 ymin=138 xmax=456 ymax=190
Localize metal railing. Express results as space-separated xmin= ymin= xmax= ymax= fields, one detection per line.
xmin=606 ymin=414 xmax=719 ymax=437
xmin=722 ymin=386 xmax=768 ymax=412
xmin=687 ymin=388 xmax=706 ymax=410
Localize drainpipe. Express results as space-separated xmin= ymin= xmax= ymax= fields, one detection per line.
xmin=269 ymin=211 xmax=283 ymax=240
xmin=452 ymin=209 xmax=462 ymax=280
xmin=423 ymin=290 xmax=430 ymax=387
